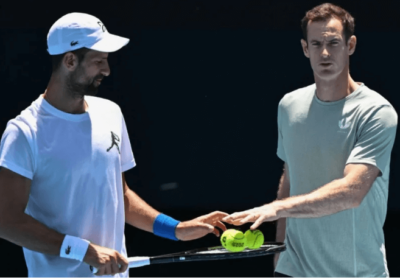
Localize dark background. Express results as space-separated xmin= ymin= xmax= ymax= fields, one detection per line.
xmin=1 ymin=0 xmax=400 ymax=277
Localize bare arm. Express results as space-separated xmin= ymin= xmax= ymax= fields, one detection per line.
xmin=122 ymin=173 xmax=228 ymax=240
xmin=122 ymin=173 xmax=160 ymax=232
xmin=223 ymin=163 xmax=381 ymax=228
xmin=276 ymin=163 xmax=380 ymax=218
xmin=0 ymin=167 xmax=64 ymax=255
xmin=223 ymin=163 xmax=380 ymax=273
xmin=274 ymin=163 xmax=290 ymax=269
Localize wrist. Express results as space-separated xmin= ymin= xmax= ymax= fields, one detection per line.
xmin=60 ymin=235 xmax=90 ymax=262
xmin=153 ymin=213 xmax=181 ymax=241
xmin=271 ymin=200 xmax=287 ymax=219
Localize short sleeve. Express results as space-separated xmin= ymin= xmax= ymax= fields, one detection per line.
xmin=0 ymin=123 xmax=35 ymax=179
xmin=277 ymin=99 xmax=287 ymax=162
xmin=346 ymin=105 xmax=398 ymax=176
xmin=120 ymin=111 xmax=136 ymax=172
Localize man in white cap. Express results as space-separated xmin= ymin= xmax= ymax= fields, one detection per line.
xmin=0 ymin=13 xmax=227 ymax=277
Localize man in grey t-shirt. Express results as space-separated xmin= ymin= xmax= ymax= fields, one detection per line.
xmin=222 ymin=3 xmax=397 ymax=277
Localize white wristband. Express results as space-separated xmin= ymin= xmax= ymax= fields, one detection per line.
xmin=60 ymin=235 xmax=90 ymax=262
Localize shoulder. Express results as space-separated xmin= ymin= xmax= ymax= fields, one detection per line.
xmin=1 ymin=120 xmax=32 ymax=151
xmin=278 ymin=83 xmax=316 ymax=109
xmin=357 ymin=85 xmax=394 ymax=107
xmin=357 ymin=86 xmax=398 ymax=124
xmin=85 ymin=96 xmax=122 ymax=114
xmin=352 ymin=86 xmax=398 ymax=131
xmin=4 ymin=103 xmax=37 ymax=143
xmin=3 ymin=122 xmax=23 ymax=137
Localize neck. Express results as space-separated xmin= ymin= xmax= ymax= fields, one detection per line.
xmin=43 ymin=74 xmax=88 ymax=114
xmin=314 ymin=67 xmax=359 ymax=102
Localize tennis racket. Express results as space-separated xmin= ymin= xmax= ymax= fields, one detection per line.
xmin=90 ymin=242 xmax=285 ymax=274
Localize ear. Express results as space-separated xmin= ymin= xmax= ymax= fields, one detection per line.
xmin=301 ymin=39 xmax=310 ymax=58
xmin=348 ymin=35 xmax=357 ymax=56
xmin=62 ymin=52 xmax=79 ymax=72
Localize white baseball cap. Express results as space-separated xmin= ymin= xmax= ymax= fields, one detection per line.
xmin=47 ymin=12 xmax=130 ymax=55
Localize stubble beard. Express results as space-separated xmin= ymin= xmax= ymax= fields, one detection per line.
xmin=65 ymin=65 xmax=99 ymax=99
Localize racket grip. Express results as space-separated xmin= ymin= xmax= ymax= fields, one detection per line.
xmin=90 ymin=257 xmax=150 ymax=274
xmin=128 ymin=257 xmax=150 ymax=268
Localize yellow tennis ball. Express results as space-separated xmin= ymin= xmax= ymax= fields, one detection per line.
xmin=220 ymin=229 xmax=247 ymax=252
xmin=244 ymin=229 xmax=264 ymax=249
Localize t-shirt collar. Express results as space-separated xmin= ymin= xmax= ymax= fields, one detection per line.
xmin=36 ymin=93 xmax=90 ymax=122
xmin=314 ymin=83 xmax=365 ymax=106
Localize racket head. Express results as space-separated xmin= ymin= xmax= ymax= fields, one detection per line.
xmin=153 ymin=242 xmax=285 ymax=262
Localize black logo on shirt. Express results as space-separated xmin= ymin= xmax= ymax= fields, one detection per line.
xmin=70 ymin=41 xmax=79 ymax=46
xmin=107 ymin=131 xmax=120 ymax=154
xmin=66 ymin=246 xmax=71 ymax=255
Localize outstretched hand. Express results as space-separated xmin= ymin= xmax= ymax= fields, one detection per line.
xmin=222 ymin=203 xmax=281 ymax=230
xmin=175 ymin=211 xmax=228 ymax=241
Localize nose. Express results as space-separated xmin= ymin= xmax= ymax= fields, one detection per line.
xmin=101 ymin=60 xmax=111 ymax=77
xmin=321 ymin=46 xmax=330 ymax=58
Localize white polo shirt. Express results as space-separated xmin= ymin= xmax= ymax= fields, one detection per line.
xmin=0 ymin=93 xmax=136 ymax=277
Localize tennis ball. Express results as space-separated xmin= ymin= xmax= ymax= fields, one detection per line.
xmin=220 ymin=229 xmax=247 ymax=252
xmin=244 ymin=229 xmax=264 ymax=249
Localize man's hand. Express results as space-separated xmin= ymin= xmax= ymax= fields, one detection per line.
xmin=175 ymin=211 xmax=228 ymax=241
xmin=222 ymin=203 xmax=281 ymax=230
xmin=83 ymin=243 xmax=129 ymax=276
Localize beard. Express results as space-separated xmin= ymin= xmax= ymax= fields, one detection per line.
xmin=65 ymin=65 xmax=100 ymax=98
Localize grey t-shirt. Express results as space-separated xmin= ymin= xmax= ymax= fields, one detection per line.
xmin=275 ymin=83 xmax=397 ymax=277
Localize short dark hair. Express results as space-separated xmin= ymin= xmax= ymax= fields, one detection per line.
xmin=301 ymin=3 xmax=355 ymax=44
xmin=51 ymin=47 xmax=91 ymax=72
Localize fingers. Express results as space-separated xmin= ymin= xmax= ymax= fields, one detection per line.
xmin=204 ymin=222 xmax=224 ymax=237
xmin=239 ymin=213 xmax=259 ymax=224
xmin=250 ymin=218 xmax=263 ymax=230
xmin=200 ymin=211 xmax=229 ymax=223
xmin=177 ymin=209 xmax=259 ymax=241
xmin=215 ymin=221 xmax=227 ymax=232
xmin=197 ymin=211 xmax=229 ymax=233
xmin=209 ymin=211 xmax=229 ymax=219
xmin=205 ymin=224 xmax=214 ymax=233
xmin=111 ymin=261 xmax=120 ymax=275
xmin=222 ymin=212 xmax=251 ymax=224
xmin=212 ymin=227 xmax=220 ymax=237
xmin=86 ymin=245 xmax=128 ymax=276
xmin=117 ymin=254 xmax=129 ymax=273
xmin=104 ymin=265 xmax=112 ymax=276
xmin=191 ymin=211 xmax=229 ymax=226
xmin=95 ymin=266 xmax=104 ymax=276
xmin=95 ymin=259 xmax=120 ymax=276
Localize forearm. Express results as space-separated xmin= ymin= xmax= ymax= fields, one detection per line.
xmin=276 ymin=177 xmax=359 ymax=218
xmin=0 ymin=214 xmax=64 ymax=256
xmin=124 ymin=188 xmax=160 ymax=232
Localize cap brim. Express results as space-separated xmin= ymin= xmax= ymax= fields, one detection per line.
xmin=87 ymin=33 xmax=130 ymax=53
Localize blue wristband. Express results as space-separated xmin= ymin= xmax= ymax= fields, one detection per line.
xmin=153 ymin=213 xmax=180 ymax=241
